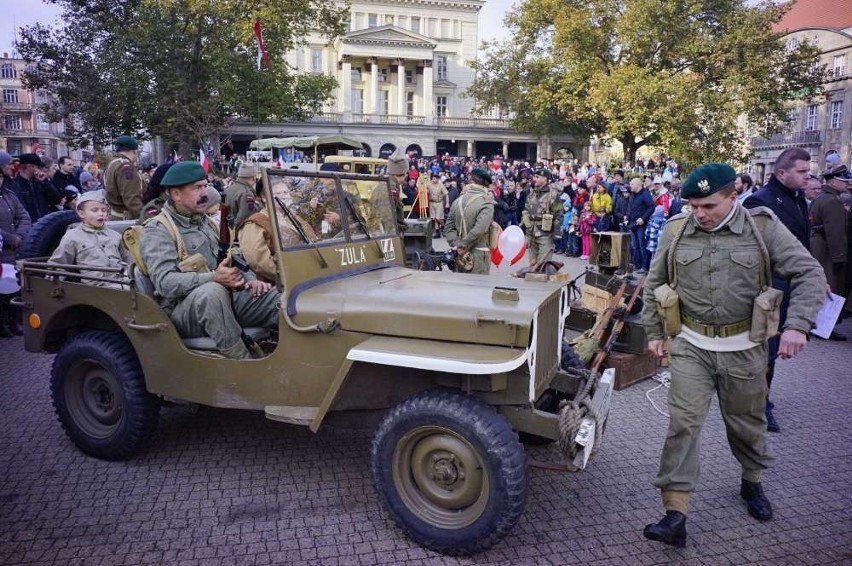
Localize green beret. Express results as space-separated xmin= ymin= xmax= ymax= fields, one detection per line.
xmin=533 ymin=168 xmax=552 ymax=179
xmin=114 ymin=135 xmax=139 ymax=150
xmin=160 ymin=161 xmax=207 ymax=187
xmin=470 ymin=167 xmax=493 ymax=185
xmin=681 ymin=163 xmax=737 ymax=199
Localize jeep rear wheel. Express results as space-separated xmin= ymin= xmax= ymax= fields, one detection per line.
xmin=371 ymin=389 xmax=527 ymax=555
xmin=51 ymin=331 xmax=159 ymax=460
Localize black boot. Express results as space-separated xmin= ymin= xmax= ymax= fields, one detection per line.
xmin=0 ymin=302 xmax=12 ymax=339
xmin=643 ymin=511 xmax=687 ymax=548
xmin=765 ymin=399 xmax=780 ymax=433
xmin=741 ymin=480 xmax=773 ymax=521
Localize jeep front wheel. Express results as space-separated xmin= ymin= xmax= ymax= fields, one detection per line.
xmin=371 ymin=389 xmax=527 ymax=555
xmin=51 ymin=331 xmax=159 ymax=460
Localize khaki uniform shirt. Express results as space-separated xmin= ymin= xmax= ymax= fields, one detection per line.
xmin=224 ymin=179 xmax=259 ymax=232
xmin=524 ymin=182 xmax=564 ymax=237
xmin=643 ymin=205 xmax=826 ymax=342
xmin=48 ymin=224 xmax=129 ymax=287
xmin=443 ymin=184 xmax=494 ymax=250
xmin=239 ymin=211 xmax=277 ymax=284
xmin=105 ymin=155 xmax=145 ymax=219
xmin=427 ymin=180 xmax=448 ymax=203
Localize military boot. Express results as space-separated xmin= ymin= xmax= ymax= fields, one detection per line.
xmin=765 ymin=399 xmax=779 ymax=432
xmin=741 ymin=480 xmax=773 ymax=521
xmin=7 ymin=301 xmax=23 ymax=336
xmin=643 ymin=511 xmax=687 ymax=548
xmin=0 ymin=302 xmax=12 ymax=338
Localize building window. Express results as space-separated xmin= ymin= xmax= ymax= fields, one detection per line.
xmin=3 ymin=89 xmax=18 ymax=103
xmin=441 ymin=19 xmax=451 ymax=38
xmin=311 ymin=48 xmax=323 ymax=74
xmin=405 ymin=70 xmax=414 ymax=84
xmin=429 ymin=18 xmax=438 ymax=37
xmin=785 ymin=108 xmax=797 ymax=128
xmin=411 ymin=17 xmax=420 ymax=33
xmin=352 ymin=89 xmax=364 ymax=114
xmin=377 ymin=68 xmax=388 ymax=83
xmin=436 ymin=95 xmax=448 ymax=117
xmin=4 ymin=115 xmax=21 ymax=130
xmin=368 ymin=14 xmax=378 ymax=27
xmin=830 ymin=100 xmax=843 ymax=129
xmin=435 ymin=56 xmax=447 ymax=80
xmin=352 ymin=67 xmax=362 ymax=81
xmin=833 ymin=55 xmax=846 ymax=79
xmin=398 ymin=16 xmax=407 ymax=29
xmin=378 ymin=90 xmax=389 ymax=115
xmin=406 ymin=92 xmax=414 ymax=116
xmin=0 ymin=63 xmax=16 ymax=79
xmin=805 ymin=105 xmax=817 ymax=130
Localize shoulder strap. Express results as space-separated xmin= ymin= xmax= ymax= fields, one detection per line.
xmin=152 ymin=209 xmax=189 ymax=262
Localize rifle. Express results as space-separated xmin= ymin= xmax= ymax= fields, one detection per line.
xmin=217 ymin=203 xmax=248 ymax=271
xmin=588 ymin=276 xmax=646 ymax=373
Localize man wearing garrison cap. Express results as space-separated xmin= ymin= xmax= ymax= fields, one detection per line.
xmin=810 ymin=163 xmax=850 ymax=321
xmin=140 ymin=162 xmax=280 ymax=360
xmin=225 ymin=163 xmax=261 ymax=234
xmin=104 ymin=135 xmax=146 ymax=220
xmin=641 ymin=163 xmax=825 ymax=548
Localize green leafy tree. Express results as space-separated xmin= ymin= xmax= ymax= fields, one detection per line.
xmin=17 ymin=0 xmax=347 ymax=155
xmin=467 ymin=0 xmax=827 ymax=164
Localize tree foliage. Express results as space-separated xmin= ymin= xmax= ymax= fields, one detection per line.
xmin=17 ymin=0 xmax=347 ymax=154
xmin=466 ymin=0 xmax=827 ymax=164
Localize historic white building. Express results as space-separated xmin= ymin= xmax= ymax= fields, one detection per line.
xmin=222 ymin=0 xmax=584 ymax=162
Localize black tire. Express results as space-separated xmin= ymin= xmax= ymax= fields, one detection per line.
xmin=51 ymin=331 xmax=159 ymax=460
xmin=17 ymin=209 xmax=79 ymax=260
xmin=371 ymin=389 xmax=527 ymax=556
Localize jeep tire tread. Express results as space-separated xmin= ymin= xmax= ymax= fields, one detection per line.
xmin=371 ymin=389 xmax=527 ymax=555
xmin=51 ymin=331 xmax=159 ymax=460
xmin=17 ymin=210 xmax=80 ymax=260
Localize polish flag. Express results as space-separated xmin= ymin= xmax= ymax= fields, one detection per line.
xmin=199 ymin=148 xmax=210 ymax=173
xmin=254 ymin=19 xmax=272 ymax=70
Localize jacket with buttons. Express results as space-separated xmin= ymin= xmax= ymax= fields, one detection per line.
xmin=48 ymin=223 xmax=129 ymax=287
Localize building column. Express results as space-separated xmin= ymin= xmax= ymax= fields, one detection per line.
xmin=369 ymin=58 xmax=379 ymax=121
xmin=396 ymin=59 xmax=406 ymax=117
xmin=467 ymin=140 xmax=475 ymax=158
xmin=502 ymin=141 xmax=509 ymax=159
xmin=422 ymin=59 xmax=433 ymax=125
xmin=341 ymin=55 xmax=352 ymax=122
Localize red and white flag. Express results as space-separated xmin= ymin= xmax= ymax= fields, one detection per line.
xmin=277 ymin=153 xmax=285 ymax=169
xmin=199 ymin=148 xmax=209 ymax=173
xmin=254 ymin=19 xmax=272 ymax=70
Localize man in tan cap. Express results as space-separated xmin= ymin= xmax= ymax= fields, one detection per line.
xmin=225 ymin=163 xmax=261 ymax=233
xmin=375 ymin=148 xmax=407 ymax=233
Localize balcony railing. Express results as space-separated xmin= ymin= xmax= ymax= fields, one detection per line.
xmin=750 ymin=130 xmax=821 ymax=148
xmin=243 ymin=113 xmax=514 ymax=129
xmin=436 ymin=116 xmax=513 ymax=129
xmin=0 ymin=101 xmax=34 ymax=112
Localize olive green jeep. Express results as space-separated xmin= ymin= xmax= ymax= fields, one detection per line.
xmin=14 ymin=168 xmax=611 ymax=556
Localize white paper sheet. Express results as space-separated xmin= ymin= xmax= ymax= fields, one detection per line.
xmin=811 ymin=293 xmax=845 ymax=339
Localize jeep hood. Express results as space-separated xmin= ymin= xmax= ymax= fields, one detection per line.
xmin=287 ymin=266 xmax=564 ymax=347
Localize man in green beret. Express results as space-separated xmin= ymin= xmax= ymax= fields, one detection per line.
xmin=443 ymin=168 xmax=495 ymax=274
xmin=105 ymin=135 xmax=145 ymax=220
xmin=641 ymin=162 xmax=826 ymax=547
xmin=521 ymin=168 xmax=564 ymax=266
xmin=140 ymin=162 xmax=280 ymax=360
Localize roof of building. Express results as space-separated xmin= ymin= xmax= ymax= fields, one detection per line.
xmin=773 ymin=0 xmax=852 ymax=33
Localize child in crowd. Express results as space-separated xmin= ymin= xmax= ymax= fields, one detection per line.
xmin=564 ymin=203 xmax=580 ymax=257
xmin=645 ymin=205 xmax=667 ymax=260
xmin=578 ymin=201 xmax=597 ymax=260
xmin=48 ymin=191 xmax=129 ymax=288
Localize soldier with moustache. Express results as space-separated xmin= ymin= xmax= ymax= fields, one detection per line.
xmin=522 ymin=168 xmax=564 ymax=266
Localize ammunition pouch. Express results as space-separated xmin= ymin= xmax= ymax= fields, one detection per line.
xmin=178 ymin=253 xmax=210 ymax=274
xmin=749 ymin=287 xmax=784 ymax=342
xmin=521 ymin=210 xmax=532 ymax=228
xmin=540 ymin=213 xmax=554 ymax=232
xmin=653 ymin=283 xmax=682 ymax=337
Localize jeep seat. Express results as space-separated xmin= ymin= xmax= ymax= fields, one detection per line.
xmin=131 ymin=263 xmax=270 ymax=351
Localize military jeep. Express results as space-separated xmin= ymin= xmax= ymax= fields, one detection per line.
xmin=15 ymin=168 xmax=607 ymax=556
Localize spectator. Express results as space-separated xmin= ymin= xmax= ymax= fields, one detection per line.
xmin=0 ymin=151 xmax=31 ymax=265
xmin=613 ymin=183 xmax=631 ymax=232
xmin=10 ymin=153 xmax=62 ymax=222
xmin=578 ymin=201 xmax=597 ymax=260
xmin=652 ymin=176 xmax=670 ymax=216
xmin=645 ymin=205 xmax=667 ymax=260
xmin=803 ymin=174 xmax=821 ymax=207
xmin=79 ymin=171 xmax=99 ymax=193
xmin=735 ymin=173 xmax=755 ymax=203
xmin=53 ymin=156 xmax=80 ymax=192
xmin=591 ymin=183 xmax=613 ymax=231
xmin=627 ymin=177 xmax=655 ymax=272
xmin=669 ymin=179 xmax=684 ymax=216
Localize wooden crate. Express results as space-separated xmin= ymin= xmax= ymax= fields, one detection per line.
xmin=581 ymin=285 xmax=623 ymax=314
xmin=605 ymin=350 xmax=658 ymax=391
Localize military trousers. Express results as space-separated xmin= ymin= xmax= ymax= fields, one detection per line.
xmin=169 ymin=282 xmax=280 ymax=352
xmin=654 ymin=336 xmax=773 ymax=493
xmin=526 ymin=233 xmax=554 ymax=264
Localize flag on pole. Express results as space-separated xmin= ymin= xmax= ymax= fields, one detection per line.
xmin=277 ymin=152 xmax=285 ymax=169
xmin=199 ymin=148 xmax=210 ymax=173
xmin=254 ymin=19 xmax=272 ymax=70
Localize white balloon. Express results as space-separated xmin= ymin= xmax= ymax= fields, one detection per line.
xmin=497 ymin=225 xmax=526 ymax=266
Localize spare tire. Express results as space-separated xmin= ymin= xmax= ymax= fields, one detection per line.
xmin=17 ymin=210 xmax=79 ymax=260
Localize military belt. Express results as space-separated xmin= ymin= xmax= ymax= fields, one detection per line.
xmin=529 ymin=214 xmax=543 ymax=221
xmin=681 ymin=313 xmax=751 ymax=338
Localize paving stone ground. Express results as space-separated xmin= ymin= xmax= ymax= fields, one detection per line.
xmin=1 ymin=275 xmax=850 ymax=565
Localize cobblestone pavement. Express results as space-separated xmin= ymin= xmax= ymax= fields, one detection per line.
xmin=1 ymin=278 xmax=850 ymax=565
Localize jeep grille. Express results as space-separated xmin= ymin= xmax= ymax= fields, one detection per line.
xmin=531 ymin=291 xmax=563 ymax=401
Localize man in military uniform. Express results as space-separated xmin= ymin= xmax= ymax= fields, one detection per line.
xmin=522 ymin=169 xmax=563 ymax=266
xmin=104 ymin=135 xmax=145 ymax=220
xmin=642 ymin=163 xmax=826 ymax=548
xmin=443 ymin=169 xmax=495 ymax=275
xmin=811 ymin=163 xmax=849 ymax=305
xmin=225 ymin=163 xmax=261 ymax=233
xmin=373 ymin=148 xmax=407 ymax=234
xmin=426 ymin=173 xmax=449 ymax=236
xmin=140 ymin=162 xmax=280 ymax=360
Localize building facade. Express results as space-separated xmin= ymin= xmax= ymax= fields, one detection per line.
xmin=0 ymin=55 xmax=77 ymax=160
xmin=747 ymin=0 xmax=852 ymax=180
xmin=221 ymin=0 xmax=584 ymax=162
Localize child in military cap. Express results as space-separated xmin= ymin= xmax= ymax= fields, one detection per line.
xmin=48 ymin=191 xmax=130 ymax=288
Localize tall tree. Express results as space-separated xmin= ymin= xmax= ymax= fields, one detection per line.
xmin=466 ymin=0 xmax=826 ymax=165
xmin=17 ymin=0 xmax=347 ymax=155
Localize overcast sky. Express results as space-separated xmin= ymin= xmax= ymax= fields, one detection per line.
xmin=0 ymin=0 xmax=514 ymax=58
